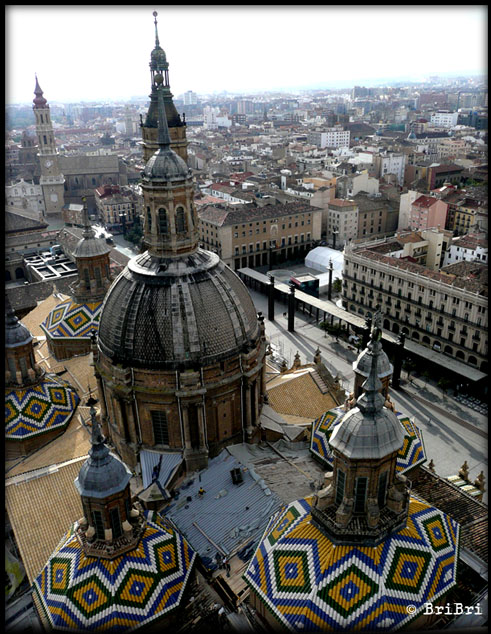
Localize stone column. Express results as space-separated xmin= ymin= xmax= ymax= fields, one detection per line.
xmin=122 ymin=397 xmax=137 ymax=444
xmin=245 ymin=382 xmax=253 ymax=440
xmin=197 ymin=404 xmax=209 ymax=457
xmin=181 ymin=404 xmax=192 ymax=450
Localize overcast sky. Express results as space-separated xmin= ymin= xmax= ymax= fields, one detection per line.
xmin=6 ymin=5 xmax=487 ymax=104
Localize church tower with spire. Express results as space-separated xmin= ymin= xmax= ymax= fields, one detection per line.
xmin=140 ymin=11 xmax=188 ymax=164
xmin=32 ymin=75 xmax=65 ymax=216
xmin=95 ymin=12 xmax=266 ymax=473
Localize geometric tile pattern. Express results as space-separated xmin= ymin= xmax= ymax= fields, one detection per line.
xmin=5 ymin=376 xmax=80 ymax=439
xmin=244 ymin=496 xmax=459 ymax=631
xmin=310 ymin=408 xmax=426 ymax=474
xmin=32 ymin=511 xmax=196 ymax=632
xmin=41 ymin=299 xmax=102 ymax=339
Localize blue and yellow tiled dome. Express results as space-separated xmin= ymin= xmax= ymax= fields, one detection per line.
xmin=5 ymin=376 xmax=80 ymax=440
xmin=310 ymin=408 xmax=426 ymax=475
xmin=41 ymin=299 xmax=102 ymax=339
xmin=244 ymin=496 xmax=459 ymax=631
xmin=32 ymin=511 xmax=196 ymax=632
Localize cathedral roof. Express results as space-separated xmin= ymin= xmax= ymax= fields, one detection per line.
xmin=32 ymin=510 xmax=196 ymax=632
xmin=243 ymin=496 xmax=459 ymax=631
xmin=5 ymin=376 xmax=80 ymax=440
xmin=41 ymin=299 xmax=102 ymax=340
xmin=98 ymin=250 xmax=260 ymax=369
xmin=310 ymin=408 xmax=426 ymax=475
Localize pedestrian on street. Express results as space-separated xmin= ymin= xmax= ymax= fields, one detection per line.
xmin=198 ymin=487 xmax=206 ymax=497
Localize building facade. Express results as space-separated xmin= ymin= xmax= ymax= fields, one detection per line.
xmin=326 ymin=198 xmax=358 ymax=246
xmin=342 ymin=239 xmax=488 ymax=372
xmin=198 ymin=201 xmax=323 ymax=270
xmin=94 ymin=184 xmax=142 ymax=232
xmin=409 ymin=195 xmax=448 ymax=232
xmin=430 ymin=111 xmax=459 ymax=128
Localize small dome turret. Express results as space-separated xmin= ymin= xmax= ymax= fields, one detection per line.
xmin=5 ymin=300 xmax=33 ymax=348
xmin=75 ymin=405 xmax=132 ymax=499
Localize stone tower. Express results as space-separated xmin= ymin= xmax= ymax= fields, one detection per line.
xmin=32 ymin=75 xmax=65 ymax=216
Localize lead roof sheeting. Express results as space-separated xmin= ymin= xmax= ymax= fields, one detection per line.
xmin=140 ymin=449 xmax=183 ymax=489
xmin=166 ymin=450 xmax=283 ymax=558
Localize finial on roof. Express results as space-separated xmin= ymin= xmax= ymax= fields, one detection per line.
xmin=153 ymin=10 xmax=160 ymax=47
xmin=33 ymin=74 xmax=47 ymax=107
xmin=81 ymin=197 xmax=95 ymax=240
xmin=356 ymin=341 xmax=385 ymax=415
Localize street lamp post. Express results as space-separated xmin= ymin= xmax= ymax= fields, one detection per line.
xmin=119 ymin=211 xmax=127 ymax=237
xmin=332 ymin=227 xmax=339 ymax=250
xmin=327 ymin=258 xmax=333 ymax=301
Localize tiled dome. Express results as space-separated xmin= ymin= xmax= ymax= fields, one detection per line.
xmin=98 ymin=250 xmax=260 ymax=369
xmin=244 ymin=496 xmax=459 ymax=631
xmin=32 ymin=511 xmax=196 ymax=632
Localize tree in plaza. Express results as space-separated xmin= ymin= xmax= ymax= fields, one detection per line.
xmin=403 ymin=359 xmax=417 ymax=383
xmin=437 ymin=376 xmax=452 ymax=397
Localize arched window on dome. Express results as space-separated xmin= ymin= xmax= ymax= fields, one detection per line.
xmin=95 ymin=267 xmax=102 ymax=289
xmin=109 ymin=506 xmax=123 ymax=540
xmin=146 ymin=206 xmax=152 ymax=231
xmin=176 ymin=206 xmax=187 ymax=233
xmin=92 ymin=510 xmax=105 ymax=540
xmin=159 ymin=208 xmax=168 ymax=235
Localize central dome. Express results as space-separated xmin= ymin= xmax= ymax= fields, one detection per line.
xmin=98 ymin=249 xmax=260 ymax=369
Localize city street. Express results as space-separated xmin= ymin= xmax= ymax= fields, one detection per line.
xmin=247 ymin=287 xmax=488 ymax=503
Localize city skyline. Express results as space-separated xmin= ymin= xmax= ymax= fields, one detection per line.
xmin=6 ymin=5 xmax=487 ymax=105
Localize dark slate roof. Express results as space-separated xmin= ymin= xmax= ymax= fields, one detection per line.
xmin=98 ymin=248 xmax=260 ymax=369
xmin=6 ymin=277 xmax=76 ymax=313
xmin=6 ymin=212 xmax=48 ymax=234
xmin=197 ymin=201 xmax=318 ymax=227
xmin=413 ymin=466 xmax=488 ymax=527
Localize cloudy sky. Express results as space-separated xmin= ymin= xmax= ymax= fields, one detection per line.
xmin=6 ymin=5 xmax=487 ymax=104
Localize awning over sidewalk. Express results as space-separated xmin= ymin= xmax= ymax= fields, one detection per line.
xmin=238 ymin=268 xmax=487 ymax=383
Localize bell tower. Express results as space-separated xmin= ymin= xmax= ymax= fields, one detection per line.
xmin=141 ymin=11 xmax=188 ymax=164
xmin=33 ymin=75 xmax=65 ymax=216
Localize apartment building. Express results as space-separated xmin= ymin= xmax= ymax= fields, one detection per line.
xmin=430 ymin=111 xmax=459 ymax=128
xmin=342 ymin=239 xmax=488 ymax=372
xmin=352 ymin=193 xmax=399 ymax=241
xmin=373 ymin=152 xmax=406 ymax=186
xmin=307 ymin=127 xmax=350 ymax=149
xmin=409 ymin=195 xmax=448 ymax=232
xmin=451 ymin=198 xmax=487 ymax=236
xmin=443 ymin=233 xmax=488 ymax=266
xmin=94 ymin=183 xmax=142 ymax=232
xmin=198 ymin=201 xmax=322 ymax=270
xmin=326 ymin=199 xmax=358 ymax=246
